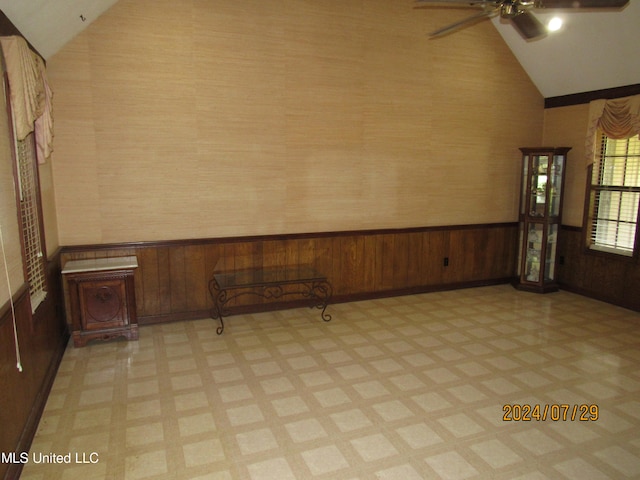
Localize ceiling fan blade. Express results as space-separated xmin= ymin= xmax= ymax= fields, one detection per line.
xmin=414 ymin=0 xmax=496 ymax=10
xmin=538 ymin=0 xmax=628 ymax=7
xmin=429 ymin=8 xmax=498 ymax=37
xmin=510 ymin=11 xmax=546 ymax=39
xmin=415 ymin=0 xmax=495 ymax=5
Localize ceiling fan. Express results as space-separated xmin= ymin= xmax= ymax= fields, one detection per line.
xmin=415 ymin=0 xmax=629 ymax=40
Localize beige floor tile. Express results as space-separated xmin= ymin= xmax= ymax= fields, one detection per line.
xmin=19 ymin=285 xmax=640 ymax=479
xmin=424 ymin=450 xmax=480 ymax=480
xmin=350 ymin=433 xmax=399 ymax=462
xmin=300 ymin=445 xmax=350 ymax=475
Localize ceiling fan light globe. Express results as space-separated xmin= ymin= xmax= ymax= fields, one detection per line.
xmin=547 ymin=16 xmax=563 ymax=31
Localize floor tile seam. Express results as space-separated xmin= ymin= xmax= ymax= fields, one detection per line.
xmin=504 ymin=419 xmax=611 ymax=455
xmin=228 ymin=422 xmax=354 ymax=462
xmin=407 ymin=398 xmax=509 ymax=431
xmin=540 ymin=379 xmax=633 ymax=401
xmin=52 ymin=345 xmax=92 ymax=382
xmin=124 ymin=397 xmax=194 ymax=476
xmin=546 ymin=447 xmax=635 ymax=479
xmin=590 ymin=421 xmax=640 ymax=448
xmin=556 ymin=428 xmax=640 ymax=457
xmin=320 ymin=349 xmax=536 ymax=375
xmin=168 ymin=463 xmax=238 ymax=480
xmin=358 ymin=455 xmax=439 ymax=478
xmin=140 ymin=330 xmax=219 ymax=453
xmin=587 ymin=414 xmax=640 ymax=438
xmin=414 ymin=382 xmax=498 ymax=410
xmin=32 ymin=402 xmax=80 ymax=443
xmin=610 ymin=401 xmax=640 ymax=424
xmin=492 ymin=437 xmax=568 ymax=469
xmin=487 ymin=372 xmax=558 ymax=396
xmin=339 ymin=450 xmax=440 ymax=479
xmin=228 ymin=441 xmax=321 ymax=479
xmin=237 ymin=349 xmax=383 ymax=385
xmin=480 ymin=446 xmax=576 ymax=480
xmin=45 ymin=385 xmax=104 ymax=414
xmin=124 ymin=423 xmax=219 ymax=455
xmin=156 ymin=328 xmax=220 ymax=399
xmin=76 ymin=360 xmax=600 ymax=408
xmin=418 ymin=437 xmax=524 ymax=477
xmin=216 ymin=393 xmax=410 ymax=440
xmin=18 ymin=462 xmax=94 ymax=480
xmin=231 ymin=430 xmax=420 ymax=478
xmin=380 ymin=412 xmax=492 ymax=447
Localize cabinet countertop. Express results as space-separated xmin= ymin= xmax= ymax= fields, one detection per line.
xmin=62 ymin=256 xmax=138 ymax=274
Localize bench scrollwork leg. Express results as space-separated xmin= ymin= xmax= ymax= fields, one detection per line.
xmin=208 ymin=279 xmax=227 ymax=335
xmin=310 ymin=280 xmax=332 ymax=322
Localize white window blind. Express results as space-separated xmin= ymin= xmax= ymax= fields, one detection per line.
xmin=16 ymin=132 xmax=47 ymax=310
xmin=588 ymin=134 xmax=640 ymax=256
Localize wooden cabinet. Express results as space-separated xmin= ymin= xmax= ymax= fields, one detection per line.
xmin=514 ymin=147 xmax=570 ymax=293
xmin=62 ymin=256 xmax=139 ymax=347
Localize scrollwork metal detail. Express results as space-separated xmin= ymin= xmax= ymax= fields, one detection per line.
xmin=208 ymin=270 xmax=332 ymax=334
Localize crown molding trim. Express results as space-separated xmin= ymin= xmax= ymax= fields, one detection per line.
xmin=545 ymin=84 xmax=640 ymax=109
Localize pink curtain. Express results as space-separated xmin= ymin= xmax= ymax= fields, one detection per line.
xmin=585 ymin=95 xmax=640 ymax=166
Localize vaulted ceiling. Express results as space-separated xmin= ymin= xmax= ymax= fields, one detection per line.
xmin=0 ymin=0 xmax=638 ymax=98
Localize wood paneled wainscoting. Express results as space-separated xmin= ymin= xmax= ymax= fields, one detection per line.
xmin=0 ymin=251 xmax=68 ymax=480
xmin=60 ymin=224 xmax=519 ymax=326
xmin=557 ymin=225 xmax=640 ymax=312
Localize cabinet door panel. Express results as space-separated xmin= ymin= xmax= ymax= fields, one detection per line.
xmin=78 ymin=278 xmax=128 ymax=330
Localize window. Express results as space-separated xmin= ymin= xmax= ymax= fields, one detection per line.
xmin=586 ymin=133 xmax=640 ymax=257
xmin=1 ymin=38 xmax=51 ymax=315
xmin=4 ymin=67 xmax=48 ymax=312
xmin=15 ymin=131 xmax=47 ymax=311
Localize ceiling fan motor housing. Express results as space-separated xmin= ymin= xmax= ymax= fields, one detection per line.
xmin=501 ymin=4 xmax=520 ymax=17
xmin=501 ymin=1 xmax=538 ymax=17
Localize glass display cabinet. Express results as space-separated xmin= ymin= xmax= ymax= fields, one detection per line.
xmin=514 ymin=147 xmax=570 ymax=293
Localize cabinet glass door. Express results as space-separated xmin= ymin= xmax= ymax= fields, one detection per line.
xmin=545 ymin=224 xmax=558 ymax=281
xmin=529 ymin=155 xmax=548 ymax=217
xmin=521 ymin=155 xmax=529 ymax=215
xmin=525 ymin=223 xmax=543 ymax=283
xmin=548 ymin=155 xmax=564 ymax=217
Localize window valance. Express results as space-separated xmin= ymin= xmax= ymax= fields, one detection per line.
xmin=585 ymin=94 xmax=640 ymax=166
xmin=0 ymin=35 xmax=53 ymax=164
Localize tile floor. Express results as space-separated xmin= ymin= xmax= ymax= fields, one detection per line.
xmin=19 ymin=285 xmax=640 ymax=479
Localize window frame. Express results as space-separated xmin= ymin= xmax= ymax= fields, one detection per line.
xmin=3 ymin=72 xmax=49 ymax=313
xmin=584 ymin=132 xmax=640 ymax=261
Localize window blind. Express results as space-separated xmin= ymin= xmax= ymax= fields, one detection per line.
xmin=589 ymin=134 xmax=640 ymax=256
xmin=16 ymin=132 xmax=47 ymax=310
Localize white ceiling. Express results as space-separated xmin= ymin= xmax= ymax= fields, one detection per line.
xmin=490 ymin=1 xmax=640 ymax=98
xmin=0 ymin=0 xmax=638 ymax=98
xmin=0 ymin=0 xmax=118 ymax=59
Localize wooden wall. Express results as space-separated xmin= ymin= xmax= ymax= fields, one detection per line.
xmin=0 ymin=254 xmax=67 ymax=480
xmin=61 ymin=223 xmax=518 ymax=324
xmin=558 ymin=226 xmax=640 ymax=312
xmin=47 ymin=0 xmax=543 ymax=245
